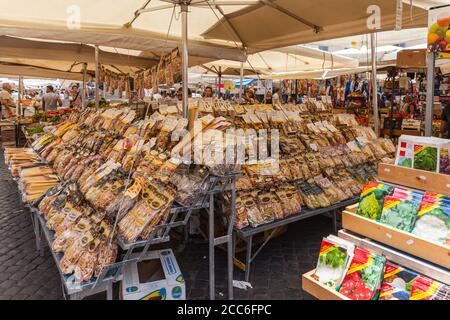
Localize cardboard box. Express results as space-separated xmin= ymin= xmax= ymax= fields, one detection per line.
xmin=396 ymin=49 xmax=427 ymax=69
xmin=121 ymin=249 xmax=185 ymax=300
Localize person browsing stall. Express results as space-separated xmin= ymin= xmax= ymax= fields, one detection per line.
xmin=203 ymin=86 xmax=213 ymax=98
xmin=0 ymin=83 xmax=17 ymax=119
xmin=42 ymin=85 xmax=62 ymax=111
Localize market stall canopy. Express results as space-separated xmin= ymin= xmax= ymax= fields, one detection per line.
xmin=260 ymin=65 xmax=394 ymax=80
xmin=0 ymin=0 xmax=435 ymax=63
xmin=202 ymin=0 xmax=429 ymax=52
xmin=204 ymin=45 xmax=359 ymax=74
xmin=0 ymin=36 xmax=157 ymax=69
xmin=191 ymin=65 xmax=261 ymax=76
xmin=0 ymin=63 xmax=85 ymax=81
xmin=0 ymin=0 xmax=247 ymax=62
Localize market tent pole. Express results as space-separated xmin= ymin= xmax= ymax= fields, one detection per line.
xmin=17 ymin=75 xmax=22 ymax=116
xmin=95 ymin=45 xmax=100 ymax=110
xmin=370 ymin=33 xmax=380 ymax=137
xmin=218 ymin=66 xmax=222 ymax=99
xmin=181 ymin=3 xmax=189 ymax=119
xmin=82 ymin=63 xmax=87 ymax=108
xmin=239 ymin=62 xmax=244 ymax=101
xmin=425 ymin=52 xmax=435 ymax=137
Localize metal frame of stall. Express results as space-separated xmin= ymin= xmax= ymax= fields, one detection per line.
xmin=234 ymin=197 xmax=359 ymax=282
xmin=25 ymin=172 xmax=238 ymax=300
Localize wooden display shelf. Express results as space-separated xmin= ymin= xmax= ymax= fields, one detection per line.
xmin=381 ymin=129 xmax=423 ymax=137
xmin=342 ymin=205 xmax=450 ymax=269
xmin=302 ymin=270 xmax=348 ymax=300
xmin=378 ymin=163 xmax=450 ymax=196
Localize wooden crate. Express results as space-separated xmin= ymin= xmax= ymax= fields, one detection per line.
xmin=342 ymin=206 xmax=450 ymax=269
xmin=301 ymin=270 xmax=348 ymax=300
xmin=378 ymin=163 xmax=450 ymax=196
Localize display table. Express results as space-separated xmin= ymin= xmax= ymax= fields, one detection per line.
xmin=234 ymin=197 xmax=359 ymax=282
xmin=302 ymin=270 xmax=348 ymax=300
xmin=302 ymin=164 xmax=450 ymax=300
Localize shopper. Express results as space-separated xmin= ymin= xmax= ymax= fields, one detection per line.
xmin=265 ymin=91 xmax=273 ymax=104
xmin=176 ymin=87 xmax=192 ymax=101
xmin=153 ymin=90 xmax=162 ymax=101
xmin=42 ymin=85 xmax=63 ymax=111
xmin=69 ymin=85 xmax=82 ymax=108
xmin=244 ymin=89 xmax=257 ymax=104
xmin=0 ymin=83 xmax=17 ymax=119
xmin=441 ymin=101 xmax=450 ymax=139
xmin=203 ymin=86 xmax=213 ymax=98
xmin=400 ymin=96 xmax=415 ymax=116
xmin=272 ymin=88 xmax=280 ymax=106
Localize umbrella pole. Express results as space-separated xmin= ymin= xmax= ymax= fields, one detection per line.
xmin=18 ymin=75 xmax=22 ymax=116
xmin=370 ymin=33 xmax=379 ymax=137
xmin=425 ymin=52 xmax=435 ymax=137
xmin=82 ymin=63 xmax=87 ymax=108
xmin=239 ymin=62 xmax=244 ymax=102
xmin=218 ymin=66 xmax=222 ymax=99
xmin=181 ymin=3 xmax=189 ymax=118
xmin=95 ymin=45 xmax=100 ymax=110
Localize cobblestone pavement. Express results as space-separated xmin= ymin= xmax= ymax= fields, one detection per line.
xmin=0 ymin=149 xmax=333 ymax=300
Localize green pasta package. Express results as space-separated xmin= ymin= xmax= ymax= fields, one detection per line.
xmin=356 ymin=181 xmax=394 ymax=221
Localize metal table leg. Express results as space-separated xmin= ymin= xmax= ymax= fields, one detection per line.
xmin=208 ymin=193 xmax=215 ymax=300
xmin=227 ymin=235 xmax=234 ymax=300
xmin=245 ymin=235 xmax=253 ymax=283
xmin=106 ymin=282 xmax=113 ymax=300
xmin=332 ymin=209 xmax=338 ymax=235
xmin=227 ymin=181 xmax=236 ymax=300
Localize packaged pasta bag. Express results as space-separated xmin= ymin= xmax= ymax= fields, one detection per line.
xmin=379 ymin=188 xmax=423 ymax=232
xmin=244 ymin=194 xmax=271 ymax=228
xmin=233 ymin=196 xmax=249 ymax=230
xmin=258 ymin=191 xmax=284 ymax=221
xmin=140 ymin=183 xmax=176 ymax=240
xmin=94 ymin=241 xmax=118 ymax=278
xmin=54 ymin=204 xmax=90 ymax=237
xmin=117 ymin=183 xmax=173 ymax=242
xmin=74 ymin=238 xmax=100 ymax=283
xmin=356 ymin=181 xmax=394 ymax=221
xmin=60 ymin=231 xmax=94 ymax=274
xmin=52 ymin=217 xmax=92 ymax=253
xmin=276 ymin=186 xmax=302 ymax=218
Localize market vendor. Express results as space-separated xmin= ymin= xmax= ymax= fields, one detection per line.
xmin=42 ymin=85 xmax=63 ymax=111
xmin=0 ymin=83 xmax=17 ymax=119
xmin=441 ymin=101 xmax=450 ymax=139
